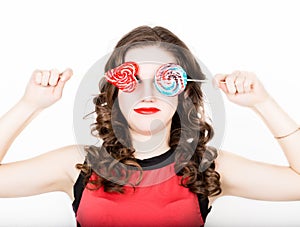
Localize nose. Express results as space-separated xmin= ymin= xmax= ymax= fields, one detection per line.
xmin=141 ymin=79 xmax=156 ymax=102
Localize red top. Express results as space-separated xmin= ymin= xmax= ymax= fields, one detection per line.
xmin=76 ymin=161 xmax=204 ymax=227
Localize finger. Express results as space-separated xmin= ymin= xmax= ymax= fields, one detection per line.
xmin=49 ymin=69 xmax=60 ymax=86
xmin=41 ymin=70 xmax=51 ymax=86
xmin=244 ymin=78 xmax=253 ymax=93
xmin=32 ymin=70 xmax=42 ymax=84
xmin=234 ymin=75 xmax=246 ymax=93
xmin=225 ymin=74 xmax=237 ymax=94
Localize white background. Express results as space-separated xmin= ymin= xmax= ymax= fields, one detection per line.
xmin=0 ymin=0 xmax=300 ymax=226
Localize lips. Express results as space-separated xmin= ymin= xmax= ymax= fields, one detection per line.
xmin=134 ymin=107 xmax=161 ymax=115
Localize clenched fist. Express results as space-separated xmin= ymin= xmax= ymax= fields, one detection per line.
xmin=22 ymin=68 xmax=73 ymax=110
xmin=214 ymin=71 xmax=270 ymax=107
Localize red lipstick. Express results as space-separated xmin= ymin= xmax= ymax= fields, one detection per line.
xmin=134 ymin=107 xmax=160 ymax=115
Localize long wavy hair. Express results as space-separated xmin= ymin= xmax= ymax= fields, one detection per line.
xmin=77 ymin=25 xmax=221 ymax=197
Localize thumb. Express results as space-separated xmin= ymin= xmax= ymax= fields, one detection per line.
xmin=218 ymin=81 xmax=228 ymax=93
xmin=60 ymin=68 xmax=73 ymax=82
xmin=53 ymin=68 xmax=73 ymax=97
xmin=213 ymin=73 xmax=228 ymax=93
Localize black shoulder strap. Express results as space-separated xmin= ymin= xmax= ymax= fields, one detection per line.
xmin=72 ymin=171 xmax=86 ymax=215
xmin=197 ymin=194 xmax=212 ymax=224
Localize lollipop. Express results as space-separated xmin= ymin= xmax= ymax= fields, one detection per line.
xmin=105 ymin=62 xmax=139 ymax=92
xmin=154 ymin=63 xmax=188 ymax=96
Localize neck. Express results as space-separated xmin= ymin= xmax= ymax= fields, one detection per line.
xmin=130 ymin=125 xmax=171 ymax=160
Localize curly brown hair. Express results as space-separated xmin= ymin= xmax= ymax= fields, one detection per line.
xmin=77 ymin=25 xmax=221 ymax=198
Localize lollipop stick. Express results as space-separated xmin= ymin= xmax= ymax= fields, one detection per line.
xmin=187 ymin=79 xmax=226 ymax=83
xmin=187 ymin=79 xmax=208 ymax=82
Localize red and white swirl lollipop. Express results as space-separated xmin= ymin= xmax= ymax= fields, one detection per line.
xmin=105 ymin=62 xmax=139 ymax=92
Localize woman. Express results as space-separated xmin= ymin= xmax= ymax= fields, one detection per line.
xmin=0 ymin=26 xmax=299 ymax=227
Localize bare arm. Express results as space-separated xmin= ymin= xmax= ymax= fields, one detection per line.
xmin=0 ymin=68 xmax=84 ymax=199
xmin=0 ymin=68 xmax=73 ymax=162
xmin=0 ymin=100 xmax=40 ymax=161
xmin=0 ymin=145 xmax=85 ymax=199
xmin=213 ymin=71 xmax=300 ymax=201
xmin=215 ymin=150 xmax=300 ymax=201
xmin=253 ymin=97 xmax=300 ymax=173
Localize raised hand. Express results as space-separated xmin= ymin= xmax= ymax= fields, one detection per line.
xmin=214 ymin=71 xmax=270 ymax=107
xmin=21 ymin=68 xmax=73 ymax=110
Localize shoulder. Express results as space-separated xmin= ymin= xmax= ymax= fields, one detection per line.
xmin=214 ymin=150 xmax=248 ymax=187
xmin=47 ymin=144 xmax=87 ymax=199
xmin=53 ymin=144 xmax=87 ymax=181
xmin=46 ymin=144 xmax=87 ymax=166
xmin=214 ymin=149 xmax=240 ymax=172
xmin=39 ymin=144 xmax=87 ymax=187
xmin=210 ymin=150 xmax=249 ymax=201
xmin=55 ymin=144 xmax=87 ymax=162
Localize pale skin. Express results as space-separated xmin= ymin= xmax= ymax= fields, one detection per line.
xmin=0 ymin=47 xmax=300 ymax=212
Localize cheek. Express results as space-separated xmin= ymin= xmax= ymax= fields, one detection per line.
xmin=118 ymin=94 xmax=128 ymax=117
xmin=171 ymin=97 xmax=179 ymax=110
xmin=165 ymin=96 xmax=178 ymax=113
xmin=157 ymin=97 xmax=178 ymax=122
xmin=117 ymin=92 xmax=137 ymax=118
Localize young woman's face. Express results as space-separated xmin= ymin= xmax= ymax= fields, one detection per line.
xmin=117 ymin=46 xmax=178 ymax=136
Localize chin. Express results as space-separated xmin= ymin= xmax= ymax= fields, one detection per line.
xmin=131 ymin=123 xmax=169 ymax=136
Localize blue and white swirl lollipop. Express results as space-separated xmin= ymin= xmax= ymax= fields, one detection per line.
xmin=155 ymin=63 xmax=209 ymax=96
xmin=154 ymin=63 xmax=187 ymax=96
xmin=154 ymin=63 xmax=187 ymax=97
